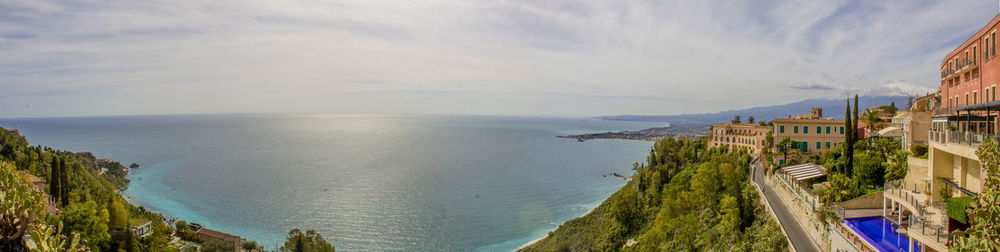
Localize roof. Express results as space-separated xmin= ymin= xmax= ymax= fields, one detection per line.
xmin=779 ymin=163 xmax=827 ymax=181
xmin=196 ymin=228 xmax=241 ymax=243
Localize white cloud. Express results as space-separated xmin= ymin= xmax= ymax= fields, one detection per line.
xmin=0 ymin=0 xmax=995 ymax=117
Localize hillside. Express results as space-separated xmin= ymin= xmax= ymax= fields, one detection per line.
xmin=520 ymin=137 xmax=786 ymax=251
xmin=600 ymin=95 xmax=908 ymax=124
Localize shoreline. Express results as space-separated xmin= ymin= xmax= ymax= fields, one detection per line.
xmin=514 ymin=179 xmax=623 ymax=251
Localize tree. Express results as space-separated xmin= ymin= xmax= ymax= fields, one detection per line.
xmin=844 ymin=98 xmax=855 ymax=175
xmin=732 ymin=115 xmax=742 ymax=124
xmin=747 ymin=116 xmax=755 ymax=124
xmin=953 ymin=138 xmax=1000 ymax=250
xmin=279 ymin=228 xmax=335 ymax=252
xmin=884 ymin=151 xmax=908 ymax=183
xmin=49 ymin=157 xmax=61 ymax=205
xmin=853 ymin=152 xmax=884 ymax=188
xmin=202 ymin=239 xmax=236 ymax=252
xmin=862 ymin=112 xmax=885 ymax=132
xmin=59 ymin=158 xmax=69 ymax=207
xmin=107 ymin=199 xmax=128 ymax=230
xmin=778 ymin=138 xmax=795 ymax=167
xmin=60 ymin=200 xmax=111 ymax=249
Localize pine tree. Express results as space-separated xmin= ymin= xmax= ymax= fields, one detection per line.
xmin=49 ymin=157 xmax=60 ymax=204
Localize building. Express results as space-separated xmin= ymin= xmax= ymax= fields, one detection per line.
xmin=892 ymin=110 xmax=931 ymax=150
xmin=131 ymin=221 xmax=153 ymax=238
xmin=707 ymin=123 xmax=770 ymax=154
xmin=882 ymin=13 xmax=1000 ymax=252
xmin=771 ymin=110 xmax=846 ymax=165
xmin=194 ymin=228 xmax=243 ymax=252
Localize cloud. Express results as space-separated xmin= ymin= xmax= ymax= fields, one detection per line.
xmin=0 ymin=0 xmax=995 ymax=117
xmin=866 ymin=81 xmax=938 ymax=97
xmin=791 ymin=83 xmax=843 ymax=91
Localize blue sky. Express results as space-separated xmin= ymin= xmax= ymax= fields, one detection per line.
xmin=0 ymin=0 xmax=995 ymax=118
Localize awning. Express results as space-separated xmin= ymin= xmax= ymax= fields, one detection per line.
xmin=876 ymin=126 xmax=902 ymax=137
xmin=779 ymin=163 xmax=827 ymax=181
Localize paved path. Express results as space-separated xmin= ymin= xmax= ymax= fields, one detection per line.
xmin=752 ymin=159 xmax=821 ymax=252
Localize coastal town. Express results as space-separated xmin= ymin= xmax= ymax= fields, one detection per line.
xmin=699 ymin=13 xmax=1000 ymax=252
xmin=4 ymin=3 xmax=1000 ymax=252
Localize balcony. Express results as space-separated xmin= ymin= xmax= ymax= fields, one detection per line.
xmin=928 ymin=130 xmax=997 ymax=147
xmin=942 ymin=59 xmax=978 ymax=80
xmin=883 ymin=181 xmax=953 ymax=251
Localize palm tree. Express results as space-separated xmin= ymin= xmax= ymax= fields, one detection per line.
xmin=778 ymin=138 xmax=795 ymax=166
xmin=863 ymin=111 xmax=885 ymax=133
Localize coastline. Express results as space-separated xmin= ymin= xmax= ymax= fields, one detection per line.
xmin=514 ymin=180 xmax=624 ymax=251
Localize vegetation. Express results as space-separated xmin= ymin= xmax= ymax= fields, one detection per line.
xmin=522 ymin=137 xmax=786 ymax=251
xmin=279 ymin=229 xmax=336 ymax=252
xmin=952 ymin=138 xmax=1000 ymax=250
xmin=1 ymin=126 xmax=341 ymax=252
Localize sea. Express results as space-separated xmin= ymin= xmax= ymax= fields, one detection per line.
xmin=0 ymin=114 xmax=660 ymax=251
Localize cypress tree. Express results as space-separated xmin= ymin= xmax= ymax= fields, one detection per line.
xmin=844 ymin=99 xmax=852 ymax=174
xmin=59 ymin=158 xmax=70 ymax=207
xmin=49 ymin=157 xmax=60 ymax=203
xmin=851 ymin=95 xmax=860 ymax=176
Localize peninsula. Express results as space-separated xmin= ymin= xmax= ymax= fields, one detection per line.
xmin=558 ymin=123 xmax=708 ymax=141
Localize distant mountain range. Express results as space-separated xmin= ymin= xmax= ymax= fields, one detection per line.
xmin=600 ymin=95 xmax=909 ymax=124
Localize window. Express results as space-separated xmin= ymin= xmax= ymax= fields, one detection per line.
xmin=840 ymin=127 xmax=844 ymax=134
xmin=990 ymin=32 xmax=997 ymax=58
xmin=974 ymin=91 xmax=978 ymax=104
xmin=966 ymin=93 xmax=970 ymax=105
xmin=780 ymin=126 xmax=785 ymax=133
xmin=804 ymin=126 xmax=809 ymax=134
xmin=816 ymin=141 xmax=822 ymax=150
xmin=816 ymin=126 xmax=821 ymax=134
xmin=993 ymin=86 xmax=997 ymax=101
xmin=826 ymin=142 xmax=831 ymax=148
xmin=794 ymin=126 xmax=799 ymax=134
xmin=826 ymin=126 xmax=831 ymax=134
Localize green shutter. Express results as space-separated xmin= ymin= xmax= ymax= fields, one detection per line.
xmin=826 ymin=126 xmax=831 ymax=134
xmin=780 ymin=126 xmax=785 ymax=133
xmin=816 ymin=126 xmax=821 ymax=134
xmin=816 ymin=141 xmax=821 ymax=149
xmin=794 ymin=126 xmax=798 ymax=134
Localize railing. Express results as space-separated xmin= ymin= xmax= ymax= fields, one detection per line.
xmin=929 ymin=130 xmax=999 ymax=146
xmin=934 ymin=107 xmax=957 ymax=116
xmin=884 ymin=181 xmax=954 ymax=246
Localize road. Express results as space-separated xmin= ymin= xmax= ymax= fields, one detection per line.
xmin=752 ymin=158 xmax=821 ymax=252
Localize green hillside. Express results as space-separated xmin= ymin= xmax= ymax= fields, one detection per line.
xmin=521 ymin=137 xmax=787 ymax=251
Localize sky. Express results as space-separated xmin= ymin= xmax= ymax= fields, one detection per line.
xmin=0 ymin=0 xmax=997 ymax=118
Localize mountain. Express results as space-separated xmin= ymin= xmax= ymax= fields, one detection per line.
xmin=599 ymin=95 xmax=909 ymax=124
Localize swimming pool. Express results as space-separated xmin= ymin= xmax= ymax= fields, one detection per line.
xmin=844 ymin=216 xmax=920 ymax=252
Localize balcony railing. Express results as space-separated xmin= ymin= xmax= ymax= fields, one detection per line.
xmin=934 ymin=107 xmax=957 ymax=116
xmin=942 ymin=60 xmax=979 ymax=80
xmin=884 ymin=181 xmax=954 ymax=246
xmin=929 ymin=130 xmax=998 ymax=146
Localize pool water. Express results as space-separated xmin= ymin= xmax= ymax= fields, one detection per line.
xmin=844 ymin=216 xmax=920 ymax=252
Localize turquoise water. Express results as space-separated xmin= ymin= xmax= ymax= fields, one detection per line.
xmin=0 ymin=114 xmax=659 ymax=251
xmin=844 ymin=216 xmax=920 ymax=252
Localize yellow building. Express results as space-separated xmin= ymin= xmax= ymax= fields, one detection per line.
xmin=708 ymin=123 xmax=770 ymax=154
xmin=771 ymin=117 xmax=846 ymax=165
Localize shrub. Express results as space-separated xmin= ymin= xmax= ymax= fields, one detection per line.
xmin=947 ymin=196 xmax=973 ymax=225
xmin=910 ymin=144 xmax=928 ymax=158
